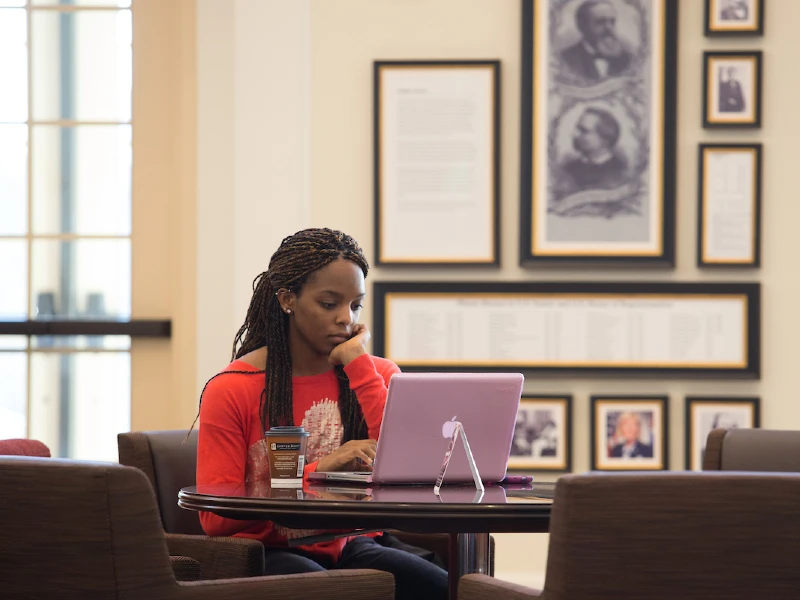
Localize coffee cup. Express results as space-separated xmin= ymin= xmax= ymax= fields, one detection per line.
xmin=265 ymin=426 xmax=310 ymax=488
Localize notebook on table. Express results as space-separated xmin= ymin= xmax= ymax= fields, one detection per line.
xmin=307 ymin=372 xmax=524 ymax=485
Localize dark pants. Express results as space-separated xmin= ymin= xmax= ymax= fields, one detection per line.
xmin=263 ymin=535 xmax=448 ymax=600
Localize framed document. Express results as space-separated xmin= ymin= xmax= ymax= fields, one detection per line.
xmin=508 ymin=395 xmax=572 ymax=472
xmin=373 ymin=60 xmax=500 ymax=266
xmin=698 ymin=144 xmax=762 ymax=267
xmin=705 ymin=0 xmax=764 ymax=37
xmin=519 ymin=0 xmax=678 ymax=265
xmin=685 ymin=396 xmax=760 ymax=470
xmin=373 ymin=281 xmax=761 ymax=377
xmin=703 ymin=51 xmax=762 ymax=129
xmin=591 ymin=395 xmax=668 ymax=471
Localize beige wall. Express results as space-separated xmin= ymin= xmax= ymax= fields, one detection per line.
xmin=138 ymin=0 xmax=800 ymax=586
xmin=131 ymin=0 xmax=197 ymax=430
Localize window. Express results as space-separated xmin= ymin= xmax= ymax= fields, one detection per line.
xmin=0 ymin=0 xmax=133 ymax=461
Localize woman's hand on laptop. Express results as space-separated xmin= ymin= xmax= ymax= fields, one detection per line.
xmin=316 ymin=439 xmax=377 ymax=472
xmin=328 ymin=324 xmax=370 ymax=366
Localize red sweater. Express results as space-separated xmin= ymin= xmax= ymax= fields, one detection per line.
xmin=196 ymin=353 xmax=400 ymax=563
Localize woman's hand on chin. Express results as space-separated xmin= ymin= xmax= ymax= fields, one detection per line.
xmin=328 ymin=324 xmax=370 ymax=366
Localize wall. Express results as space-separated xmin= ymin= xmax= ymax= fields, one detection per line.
xmin=189 ymin=0 xmax=800 ymax=587
xmin=196 ymin=0 xmax=312 ymax=389
xmin=131 ymin=0 xmax=197 ymax=430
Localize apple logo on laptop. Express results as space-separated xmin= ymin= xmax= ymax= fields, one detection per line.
xmin=442 ymin=416 xmax=458 ymax=438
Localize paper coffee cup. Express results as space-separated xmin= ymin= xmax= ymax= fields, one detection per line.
xmin=265 ymin=426 xmax=310 ymax=488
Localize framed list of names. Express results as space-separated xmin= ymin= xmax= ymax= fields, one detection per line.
xmin=373 ymin=282 xmax=760 ymax=377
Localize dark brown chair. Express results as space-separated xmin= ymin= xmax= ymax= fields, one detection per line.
xmin=0 ymin=437 xmax=201 ymax=581
xmin=118 ymin=430 xmax=480 ymax=577
xmin=703 ymin=428 xmax=800 ymax=472
xmin=459 ymin=471 xmax=800 ymax=600
xmin=0 ymin=456 xmax=394 ymax=600
xmin=118 ymin=430 xmax=266 ymax=579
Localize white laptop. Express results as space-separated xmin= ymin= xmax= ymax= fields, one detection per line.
xmin=307 ymin=372 xmax=524 ymax=485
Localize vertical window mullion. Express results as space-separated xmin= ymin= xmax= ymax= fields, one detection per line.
xmin=57 ymin=6 xmax=76 ymax=457
xmin=25 ymin=0 xmax=33 ymax=440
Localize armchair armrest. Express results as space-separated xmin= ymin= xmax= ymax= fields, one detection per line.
xmin=165 ymin=533 xmax=265 ymax=579
xmin=170 ymin=556 xmax=202 ymax=581
xmin=178 ymin=568 xmax=395 ymax=600
xmin=459 ymin=573 xmax=542 ymax=600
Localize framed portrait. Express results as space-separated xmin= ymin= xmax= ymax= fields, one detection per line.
xmin=591 ymin=396 xmax=668 ymax=471
xmin=508 ymin=395 xmax=572 ymax=472
xmin=698 ymin=144 xmax=762 ymax=267
xmin=703 ymin=51 xmax=762 ymax=129
xmin=373 ymin=281 xmax=761 ymax=378
xmin=705 ymin=0 xmax=764 ymax=37
xmin=519 ymin=0 xmax=678 ymax=265
xmin=373 ymin=60 xmax=501 ymax=267
xmin=685 ymin=396 xmax=760 ymax=470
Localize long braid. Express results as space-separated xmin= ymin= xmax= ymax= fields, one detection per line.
xmin=231 ymin=271 xmax=271 ymax=360
xmin=336 ymin=364 xmax=368 ymax=443
xmin=228 ymin=228 xmax=370 ymax=441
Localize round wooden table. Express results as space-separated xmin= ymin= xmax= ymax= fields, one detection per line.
xmin=179 ymin=481 xmax=554 ymax=600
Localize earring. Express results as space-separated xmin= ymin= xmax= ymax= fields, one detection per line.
xmin=285 ymin=309 xmax=292 ymax=314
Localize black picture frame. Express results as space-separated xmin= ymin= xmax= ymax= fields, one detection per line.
xmin=373 ymin=60 xmax=501 ymax=267
xmin=519 ymin=0 xmax=678 ymax=266
xmin=697 ymin=144 xmax=762 ymax=268
xmin=372 ymin=280 xmax=761 ymax=378
xmin=705 ymin=0 xmax=764 ymax=37
xmin=684 ymin=396 xmax=761 ymax=470
xmin=590 ymin=395 xmax=669 ymax=471
xmin=702 ymin=51 xmax=763 ymax=129
xmin=508 ymin=395 xmax=573 ymax=472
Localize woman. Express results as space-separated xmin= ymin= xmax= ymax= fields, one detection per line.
xmin=195 ymin=228 xmax=448 ymax=600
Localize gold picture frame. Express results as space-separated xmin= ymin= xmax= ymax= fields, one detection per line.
xmin=685 ymin=396 xmax=760 ymax=470
xmin=373 ymin=60 xmax=501 ymax=266
xmin=372 ymin=281 xmax=761 ymax=377
xmin=703 ymin=51 xmax=762 ymax=129
xmin=591 ymin=396 xmax=668 ymax=471
xmin=508 ymin=396 xmax=572 ymax=472
xmin=697 ymin=144 xmax=762 ymax=267
xmin=705 ymin=0 xmax=764 ymax=37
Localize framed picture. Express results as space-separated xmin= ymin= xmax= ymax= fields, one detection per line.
xmin=591 ymin=396 xmax=668 ymax=471
xmin=697 ymin=144 xmax=762 ymax=267
xmin=705 ymin=0 xmax=764 ymax=37
xmin=519 ymin=0 xmax=678 ymax=265
xmin=508 ymin=395 xmax=572 ymax=472
xmin=685 ymin=396 xmax=761 ymax=470
xmin=703 ymin=51 xmax=762 ymax=129
xmin=373 ymin=281 xmax=761 ymax=378
xmin=373 ymin=60 xmax=501 ymax=266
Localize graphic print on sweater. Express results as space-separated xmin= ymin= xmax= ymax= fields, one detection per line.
xmin=301 ymin=397 xmax=343 ymax=463
xmin=245 ymin=398 xmax=343 ymax=480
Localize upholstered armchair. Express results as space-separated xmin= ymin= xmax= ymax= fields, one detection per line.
xmin=703 ymin=427 xmax=800 ymax=472
xmin=0 ymin=456 xmax=394 ymax=600
xmin=460 ymin=471 xmax=800 ymax=600
xmin=118 ymin=430 xmax=266 ymax=579
xmin=0 ymin=437 xmax=201 ymax=581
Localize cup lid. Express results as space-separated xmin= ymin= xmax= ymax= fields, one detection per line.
xmin=265 ymin=426 xmax=309 ymax=437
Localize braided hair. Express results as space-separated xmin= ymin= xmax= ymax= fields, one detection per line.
xmin=230 ymin=228 xmax=370 ymax=443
